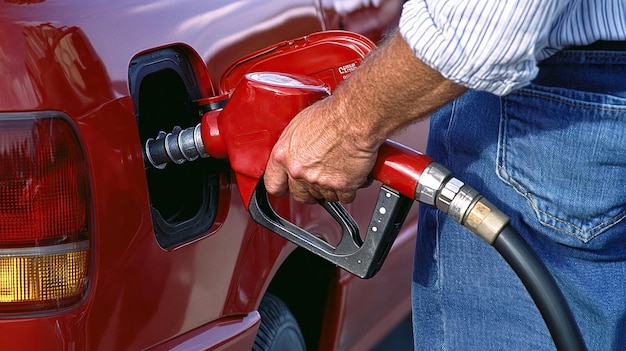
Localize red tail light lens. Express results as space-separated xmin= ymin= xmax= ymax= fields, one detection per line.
xmin=0 ymin=112 xmax=90 ymax=313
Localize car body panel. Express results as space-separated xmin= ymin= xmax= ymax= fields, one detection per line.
xmin=0 ymin=1 xmax=421 ymax=350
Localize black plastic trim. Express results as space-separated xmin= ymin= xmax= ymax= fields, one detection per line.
xmin=128 ymin=46 xmax=224 ymax=249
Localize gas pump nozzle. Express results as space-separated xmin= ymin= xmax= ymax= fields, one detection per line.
xmin=144 ymin=71 xmax=509 ymax=278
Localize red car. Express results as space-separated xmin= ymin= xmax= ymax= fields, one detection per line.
xmin=0 ymin=1 xmax=427 ymax=350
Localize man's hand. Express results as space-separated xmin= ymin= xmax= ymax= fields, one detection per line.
xmin=264 ymin=94 xmax=379 ymax=204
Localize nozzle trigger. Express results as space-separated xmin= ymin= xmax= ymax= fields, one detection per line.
xmin=249 ymin=181 xmax=413 ymax=279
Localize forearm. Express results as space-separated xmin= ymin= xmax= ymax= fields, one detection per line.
xmin=332 ymin=30 xmax=466 ymax=149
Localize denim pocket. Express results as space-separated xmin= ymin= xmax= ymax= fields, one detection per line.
xmin=498 ymin=84 xmax=626 ymax=242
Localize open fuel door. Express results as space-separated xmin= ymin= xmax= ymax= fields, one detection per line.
xmin=218 ymin=30 xmax=376 ymax=94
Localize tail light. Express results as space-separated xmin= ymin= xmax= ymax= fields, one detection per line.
xmin=0 ymin=112 xmax=90 ymax=314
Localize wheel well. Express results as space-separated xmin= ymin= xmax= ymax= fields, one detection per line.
xmin=266 ymin=248 xmax=335 ymax=350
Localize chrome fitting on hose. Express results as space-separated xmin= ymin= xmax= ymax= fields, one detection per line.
xmin=415 ymin=163 xmax=451 ymax=206
xmin=144 ymin=123 xmax=208 ymax=169
xmin=416 ymin=162 xmax=510 ymax=245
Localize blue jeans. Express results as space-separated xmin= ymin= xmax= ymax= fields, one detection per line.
xmin=413 ymin=47 xmax=626 ymax=350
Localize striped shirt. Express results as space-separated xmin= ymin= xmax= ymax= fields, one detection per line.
xmin=399 ymin=0 xmax=626 ymax=95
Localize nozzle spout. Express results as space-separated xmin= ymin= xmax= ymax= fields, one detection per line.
xmin=143 ymin=123 xmax=208 ymax=169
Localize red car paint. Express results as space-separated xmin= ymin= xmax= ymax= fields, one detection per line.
xmin=0 ymin=0 xmax=428 ymax=350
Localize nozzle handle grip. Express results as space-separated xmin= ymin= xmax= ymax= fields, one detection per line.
xmin=249 ymin=180 xmax=412 ymax=279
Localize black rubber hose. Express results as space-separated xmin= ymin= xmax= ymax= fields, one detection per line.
xmin=493 ymin=226 xmax=586 ymax=351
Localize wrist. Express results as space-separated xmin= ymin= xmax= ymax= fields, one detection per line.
xmin=329 ymin=85 xmax=388 ymax=152
xmin=323 ymin=31 xmax=467 ymax=152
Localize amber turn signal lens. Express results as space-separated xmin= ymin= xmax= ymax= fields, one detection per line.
xmin=0 ymin=243 xmax=88 ymax=312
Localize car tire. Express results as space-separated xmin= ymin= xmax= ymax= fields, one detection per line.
xmin=253 ymin=293 xmax=306 ymax=351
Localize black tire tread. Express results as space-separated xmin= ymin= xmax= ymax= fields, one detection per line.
xmin=252 ymin=293 xmax=306 ymax=351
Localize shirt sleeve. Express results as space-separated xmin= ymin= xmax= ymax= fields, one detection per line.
xmin=399 ymin=0 xmax=567 ymax=95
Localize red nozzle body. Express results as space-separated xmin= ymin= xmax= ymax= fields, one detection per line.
xmin=200 ymin=72 xmax=330 ymax=209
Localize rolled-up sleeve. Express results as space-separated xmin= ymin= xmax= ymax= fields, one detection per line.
xmin=399 ymin=0 xmax=565 ymax=95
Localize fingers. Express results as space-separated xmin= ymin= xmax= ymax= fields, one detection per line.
xmin=265 ymin=148 xmax=324 ymax=203
xmin=290 ymin=183 xmax=357 ymax=204
xmin=266 ymin=156 xmax=360 ymax=204
xmin=264 ymin=139 xmax=368 ymax=204
xmin=288 ymin=178 xmax=322 ymax=204
xmin=264 ymin=155 xmax=290 ymax=198
xmin=275 ymin=174 xmax=360 ymax=204
xmin=337 ymin=190 xmax=357 ymax=204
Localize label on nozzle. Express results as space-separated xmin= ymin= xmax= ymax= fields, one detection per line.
xmin=246 ymin=72 xmax=328 ymax=92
